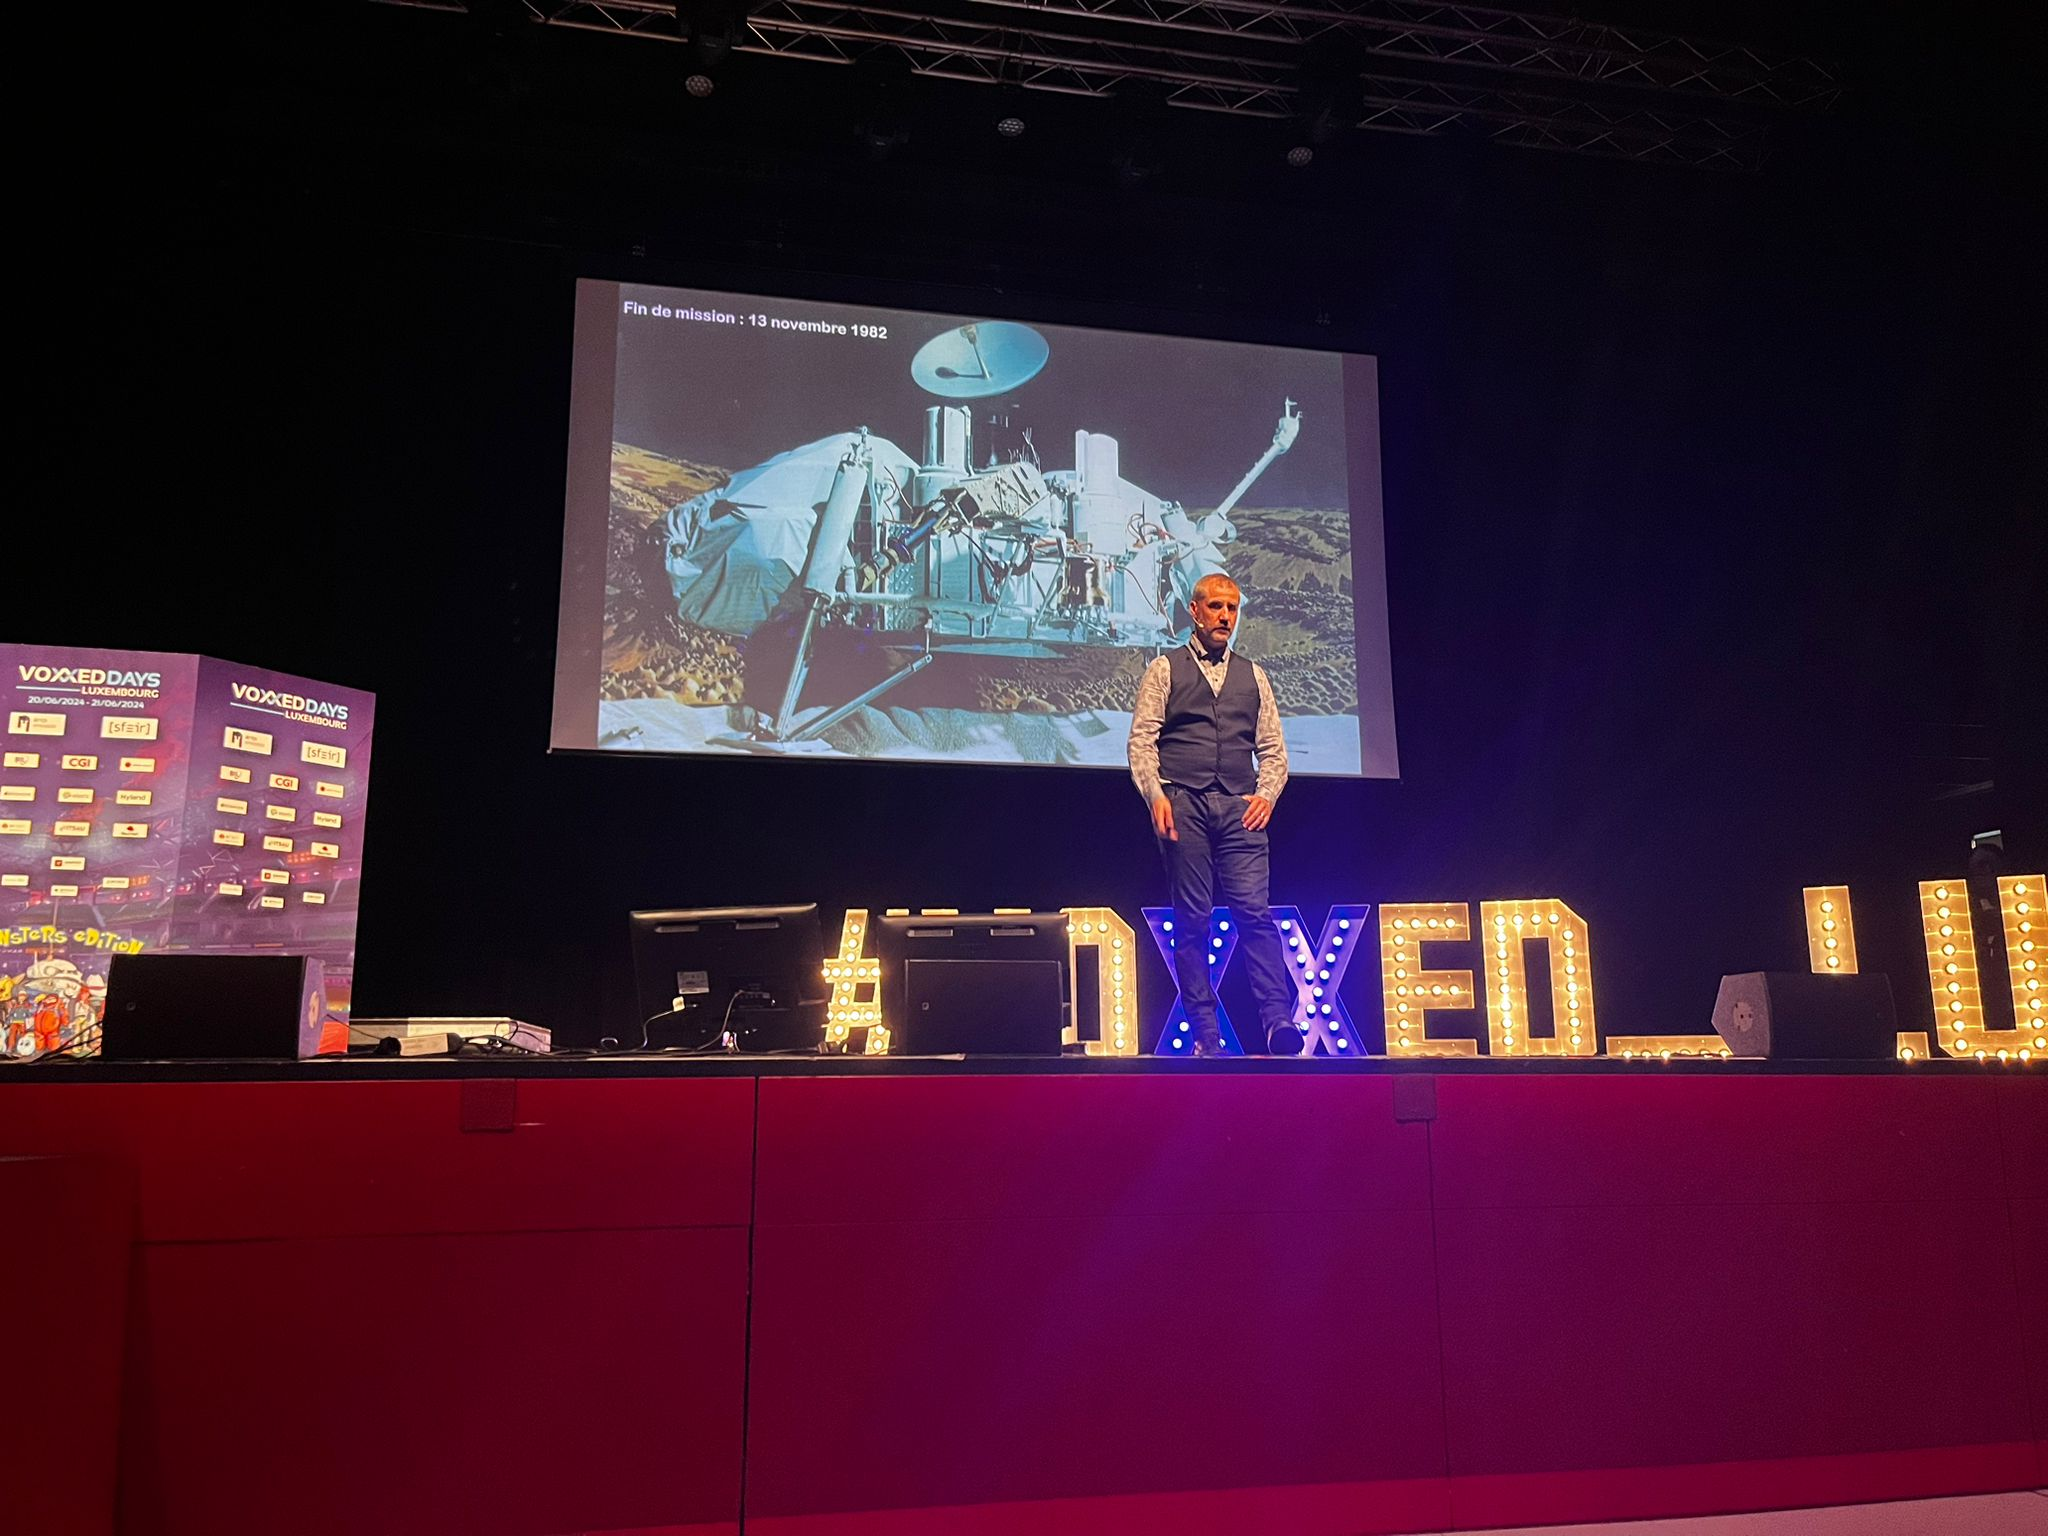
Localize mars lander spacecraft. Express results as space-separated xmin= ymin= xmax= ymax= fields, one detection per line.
xmin=662 ymin=319 xmax=1300 ymax=744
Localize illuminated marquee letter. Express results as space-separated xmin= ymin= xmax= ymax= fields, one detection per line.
xmin=823 ymin=908 xmax=887 ymax=1054
xmin=1479 ymin=899 xmax=1599 ymax=1057
xmin=1063 ymin=906 xmax=1139 ymax=1057
xmin=1379 ymin=903 xmax=1478 ymax=1057
xmin=1803 ymin=885 xmax=1857 ymax=973
xmin=1273 ymin=903 xmax=1372 ymax=1055
xmin=1921 ymin=876 xmax=2048 ymax=1062
xmin=1145 ymin=907 xmax=1249 ymax=1056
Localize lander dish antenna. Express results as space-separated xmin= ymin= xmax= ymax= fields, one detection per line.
xmin=911 ymin=321 xmax=1049 ymax=398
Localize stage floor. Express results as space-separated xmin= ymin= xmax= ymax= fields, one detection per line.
xmin=6 ymin=1049 xmax=2020 ymax=1081
xmin=1465 ymin=1487 xmax=2048 ymax=1534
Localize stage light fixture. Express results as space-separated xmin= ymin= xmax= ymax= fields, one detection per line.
xmin=1802 ymin=885 xmax=1858 ymax=973
xmin=1480 ymin=900 xmax=1598 ymax=1057
xmin=1379 ymin=903 xmax=1478 ymax=1057
xmin=1288 ymin=37 xmax=1364 ymax=166
xmin=1106 ymin=81 xmax=1175 ymax=190
xmin=852 ymin=48 xmax=917 ymax=158
xmin=677 ymin=1 xmax=750 ymax=98
xmin=997 ymin=114 xmax=1026 ymax=139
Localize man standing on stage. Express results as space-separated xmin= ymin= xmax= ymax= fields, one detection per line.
xmin=1128 ymin=573 xmax=1302 ymax=1057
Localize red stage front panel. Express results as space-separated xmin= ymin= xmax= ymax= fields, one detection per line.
xmin=119 ymin=1226 xmax=748 ymax=1536
xmin=1429 ymin=1073 xmax=2039 ymax=1527
xmin=745 ymin=1074 xmax=1448 ymax=1533
xmin=0 ymin=1077 xmax=756 ymax=1241
xmin=5 ymin=1067 xmax=2043 ymax=1535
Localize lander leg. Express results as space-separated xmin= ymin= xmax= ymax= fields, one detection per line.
xmin=768 ymin=436 xmax=871 ymax=737
xmin=763 ymin=431 xmax=938 ymax=744
xmin=781 ymin=639 xmax=935 ymax=744
xmin=769 ymin=602 xmax=825 ymax=738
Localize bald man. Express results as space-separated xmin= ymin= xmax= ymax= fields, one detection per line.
xmin=1128 ymin=574 xmax=1302 ymax=1057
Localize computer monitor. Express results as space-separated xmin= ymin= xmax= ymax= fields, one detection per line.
xmin=870 ymin=912 xmax=1070 ymax=1056
xmin=627 ymin=904 xmax=829 ymax=1051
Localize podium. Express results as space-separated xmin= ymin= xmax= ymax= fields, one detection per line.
xmin=1 ymin=645 xmax=375 ymax=1057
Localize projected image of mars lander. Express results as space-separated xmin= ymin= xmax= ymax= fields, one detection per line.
xmin=662 ymin=320 xmax=1301 ymax=745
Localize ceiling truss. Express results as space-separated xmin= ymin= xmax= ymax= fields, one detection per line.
xmin=373 ymin=0 xmax=1839 ymax=169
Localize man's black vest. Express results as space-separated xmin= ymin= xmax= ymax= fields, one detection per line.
xmin=1156 ymin=646 xmax=1261 ymax=796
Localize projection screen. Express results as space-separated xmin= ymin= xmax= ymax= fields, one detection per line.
xmin=553 ymin=279 xmax=1396 ymax=778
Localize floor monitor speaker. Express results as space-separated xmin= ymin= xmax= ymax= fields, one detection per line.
xmin=101 ymin=953 xmax=328 ymax=1060
xmin=1710 ymin=971 xmax=1897 ymax=1060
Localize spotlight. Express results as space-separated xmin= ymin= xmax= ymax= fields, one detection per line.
xmin=853 ymin=48 xmax=916 ymax=158
xmin=991 ymin=82 xmax=1030 ymax=143
xmin=462 ymin=0 xmax=537 ymax=101
xmin=1289 ymin=38 xmax=1364 ymax=163
xmin=1107 ymin=81 xmax=1174 ymax=189
xmin=677 ymin=1 xmax=750 ymax=97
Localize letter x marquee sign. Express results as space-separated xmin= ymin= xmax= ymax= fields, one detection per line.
xmin=1145 ymin=905 xmax=1372 ymax=1055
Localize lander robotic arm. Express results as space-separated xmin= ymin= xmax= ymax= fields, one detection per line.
xmin=1210 ymin=399 xmax=1300 ymax=524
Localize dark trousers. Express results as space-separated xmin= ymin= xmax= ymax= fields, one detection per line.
xmin=1158 ymin=784 xmax=1295 ymax=1049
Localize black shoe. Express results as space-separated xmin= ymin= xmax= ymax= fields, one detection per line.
xmin=1191 ymin=1034 xmax=1228 ymax=1058
xmin=1266 ymin=1023 xmax=1306 ymax=1057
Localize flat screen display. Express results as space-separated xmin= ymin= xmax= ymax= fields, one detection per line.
xmin=553 ymin=279 xmax=1396 ymax=777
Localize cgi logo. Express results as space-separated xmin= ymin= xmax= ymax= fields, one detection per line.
xmin=17 ymin=666 xmax=163 ymax=688
xmin=230 ymin=683 xmax=350 ymax=723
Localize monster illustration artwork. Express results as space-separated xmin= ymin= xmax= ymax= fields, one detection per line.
xmin=2 ymin=956 xmax=105 ymax=1058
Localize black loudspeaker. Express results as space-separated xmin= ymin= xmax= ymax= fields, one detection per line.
xmin=904 ymin=958 xmax=1067 ymax=1055
xmin=1710 ymin=972 xmax=1897 ymax=1060
xmin=101 ymin=954 xmax=328 ymax=1061
xmin=872 ymin=913 xmax=1070 ymax=1055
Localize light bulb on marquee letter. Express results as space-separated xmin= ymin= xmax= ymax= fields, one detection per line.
xmin=1062 ymin=906 xmax=1139 ymax=1057
xmin=1379 ymin=903 xmax=1479 ymax=1057
xmin=1478 ymin=899 xmax=1598 ymax=1056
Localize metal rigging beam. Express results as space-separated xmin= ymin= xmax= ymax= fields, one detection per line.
xmin=367 ymin=0 xmax=1829 ymax=168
